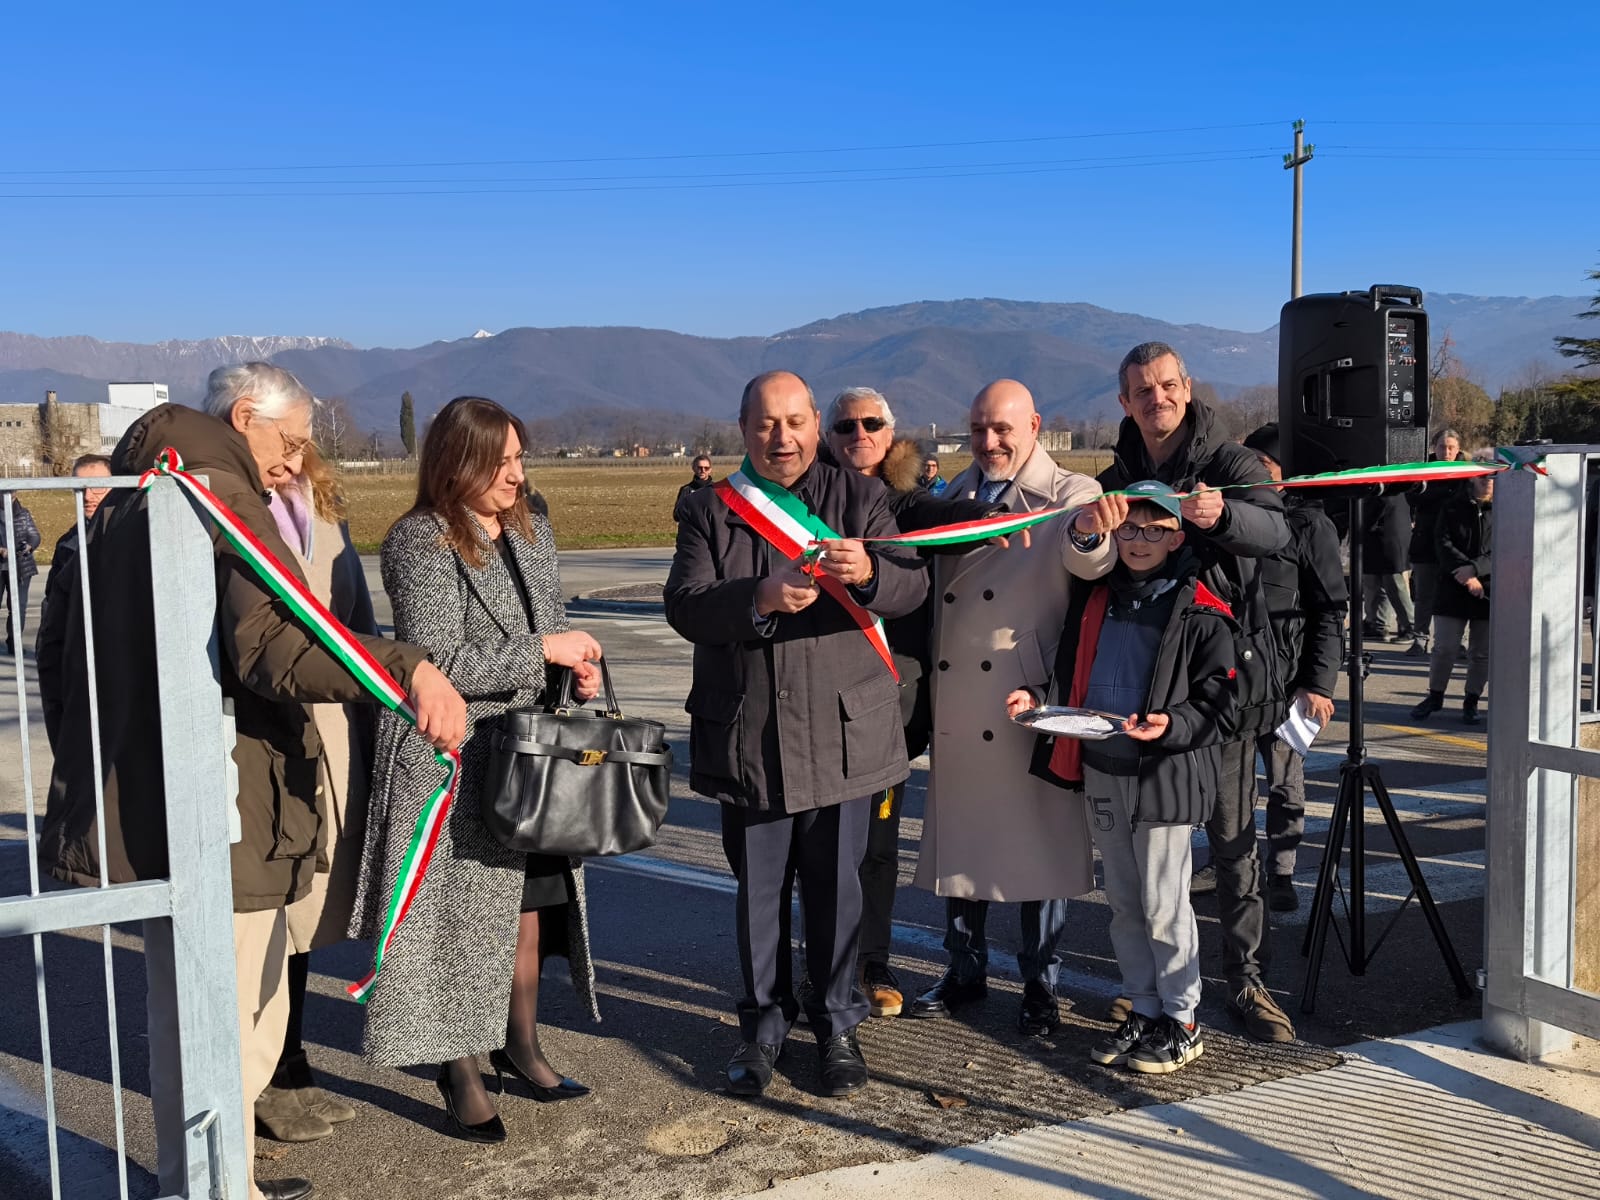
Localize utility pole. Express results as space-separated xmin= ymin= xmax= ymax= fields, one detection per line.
xmin=1283 ymin=119 xmax=1314 ymax=299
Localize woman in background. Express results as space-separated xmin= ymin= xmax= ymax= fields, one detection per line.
xmin=1411 ymin=449 xmax=1494 ymax=724
xmin=352 ymin=396 xmax=603 ymax=1144
xmin=254 ymin=445 xmax=373 ymax=1142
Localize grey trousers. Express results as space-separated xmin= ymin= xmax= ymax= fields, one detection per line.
xmin=1258 ymin=732 xmax=1307 ymax=878
xmin=1084 ymin=765 xmax=1201 ymax=1024
xmin=1363 ymin=572 xmax=1414 ymax=634
xmin=1206 ymin=736 xmax=1270 ymax=990
xmin=1429 ymin=614 xmax=1490 ymax=696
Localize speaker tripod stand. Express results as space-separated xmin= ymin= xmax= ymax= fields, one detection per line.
xmin=1299 ymin=491 xmax=1473 ymax=1012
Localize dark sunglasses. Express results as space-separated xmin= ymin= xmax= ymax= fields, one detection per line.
xmin=831 ymin=416 xmax=889 ymax=435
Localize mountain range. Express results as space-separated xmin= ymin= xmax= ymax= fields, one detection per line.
xmin=0 ymin=292 xmax=1586 ymax=439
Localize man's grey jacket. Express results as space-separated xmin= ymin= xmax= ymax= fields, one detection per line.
xmin=666 ymin=460 xmax=928 ymax=812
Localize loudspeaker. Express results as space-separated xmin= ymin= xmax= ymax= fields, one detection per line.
xmin=1278 ymin=285 xmax=1429 ymax=478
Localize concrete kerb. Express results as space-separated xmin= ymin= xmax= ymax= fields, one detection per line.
xmin=571 ymin=584 xmax=667 ymax=615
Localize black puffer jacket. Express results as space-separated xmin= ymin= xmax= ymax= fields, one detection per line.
xmin=1407 ymin=454 xmax=1466 ymax=564
xmin=1030 ymin=556 xmax=1239 ymax=827
xmin=1433 ymin=492 xmax=1492 ymax=621
xmin=1260 ymin=497 xmax=1348 ymax=699
xmin=1098 ymin=398 xmax=1289 ymax=737
xmin=1360 ymin=493 xmax=1411 ymax=575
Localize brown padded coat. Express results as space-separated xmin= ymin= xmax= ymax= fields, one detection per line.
xmin=38 ymin=404 xmax=427 ymax=912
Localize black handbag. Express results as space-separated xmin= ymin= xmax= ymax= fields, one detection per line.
xmin=483 ymin=659 xmax=673 ymax=856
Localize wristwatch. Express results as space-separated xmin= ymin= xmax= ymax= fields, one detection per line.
xmin=1068 ymin=524 xmax=1104 ymax=551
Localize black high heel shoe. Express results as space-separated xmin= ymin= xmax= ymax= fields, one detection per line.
xmin=435 ymin=1063 xmax=507 ymax=1143
xmin=489 ymin=1048 xmax=591 ymax=1102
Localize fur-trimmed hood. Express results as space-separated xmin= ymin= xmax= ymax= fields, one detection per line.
xmin=882 ymin=438 xmax=927 ymax=493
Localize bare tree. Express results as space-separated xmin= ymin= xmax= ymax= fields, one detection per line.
xmin=314 ymin=396 xmax=360 ymax=462
xmin=37 ymin=392 xmax=85 ymax=476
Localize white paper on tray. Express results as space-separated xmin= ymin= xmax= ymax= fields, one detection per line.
xmin=1275 ymin=693 xmax=1326 ymax=756
xmin=1011 ymin=707 xmax=1120 ymax=740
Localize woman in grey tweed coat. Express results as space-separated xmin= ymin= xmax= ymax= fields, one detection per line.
xmin=350 ymin=396 xmax=604 ymax=1142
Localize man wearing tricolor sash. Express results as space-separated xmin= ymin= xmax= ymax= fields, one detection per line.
xmin=39 ymin=366 xmax=467 ymax=1200
xmin=665 ymin=370 xmax=928 ymax=1098
xmin=910 ymin=379 xmax=1115 ymax=1035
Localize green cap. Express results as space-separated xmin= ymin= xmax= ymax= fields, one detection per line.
xmin=1123 ymin=479 xmax=1184 ymax=519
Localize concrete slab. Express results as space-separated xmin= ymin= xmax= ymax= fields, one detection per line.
xmin=741 ymin=1021 xmax=1600 ymax=1200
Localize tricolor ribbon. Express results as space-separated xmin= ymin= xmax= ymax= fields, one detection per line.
xmin=139 ymin=447 xmax=458 ymax=1004
xmin=714 ymin=458 xmax=898 ymax=679
xmin=857 ymin=455 xmax=1518 ymax=550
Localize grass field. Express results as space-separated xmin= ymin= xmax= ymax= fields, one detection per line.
xmin=18 ymin=449 xmax=1119 ymax=560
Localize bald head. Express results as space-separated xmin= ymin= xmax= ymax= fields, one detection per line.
xmin=969 ymin=379 xmax=1041 ymax=481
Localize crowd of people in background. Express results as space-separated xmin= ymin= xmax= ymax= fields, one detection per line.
xmin=19 ymin=349 xmax=1499 ymax=1199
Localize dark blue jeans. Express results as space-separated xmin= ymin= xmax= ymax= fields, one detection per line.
xmin=943 ymin=896 xmax=1069 ymax=991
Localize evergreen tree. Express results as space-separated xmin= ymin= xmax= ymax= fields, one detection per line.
xmin=399 ymin=391 xmax=416 ymax=457
xmin=1554 ymin=263 xmax=1600 ymax=371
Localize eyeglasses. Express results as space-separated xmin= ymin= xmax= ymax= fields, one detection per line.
xmin=831 ymin=417 xmax=889 ymax=435
xmin=1114 ymin=522 xmax=1179 ymax=542
xmin=266 ymin=419 xmax=312 ymax=459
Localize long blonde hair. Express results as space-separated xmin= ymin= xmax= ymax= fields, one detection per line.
xmin=299 ymin=443 xmax=347 ymax=523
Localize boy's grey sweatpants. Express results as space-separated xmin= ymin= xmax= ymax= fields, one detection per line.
xmin=1083 ymin=764 xmax=1202 ymax=1025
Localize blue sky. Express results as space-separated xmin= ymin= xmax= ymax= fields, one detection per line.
xmin=2 ymin=2 xmax=1595 ymax=347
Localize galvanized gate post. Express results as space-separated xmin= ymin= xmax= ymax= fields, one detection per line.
xmin=1483 ymin=451 xmax=1583 ymax=1060
xmin=148 ymin=477 xmax=250 ymax=1199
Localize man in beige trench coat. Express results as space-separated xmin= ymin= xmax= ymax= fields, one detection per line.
xmin=911 ymin=379 xmax=1114 ymax=1035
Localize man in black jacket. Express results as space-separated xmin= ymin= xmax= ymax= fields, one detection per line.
xmin=1075 ymin=342 xmax=1294 ymax=1043
xmin=1405 ymin=429 xmax=1463 ymax=656
xmin=1241 ymin=425 xmax=1349 ymax=913
xmin=666 ymin=371 xmax=927 ymax=1098
xmin=821 ymin=385 xmax=1002 ymax=1021
xmin=672 ymin=454 xmax=715 ymax=522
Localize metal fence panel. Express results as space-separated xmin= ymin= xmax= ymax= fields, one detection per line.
xmin=0 ymin=474 xmax=248 ymax=1199
xmin=1483 ymin=448 xmax=1600 ymax=1060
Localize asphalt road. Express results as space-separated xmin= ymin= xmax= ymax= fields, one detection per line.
xmin=0 ymin=551 xmax=1492 ymax=1199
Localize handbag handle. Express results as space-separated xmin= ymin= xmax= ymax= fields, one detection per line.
xmin=553 ymin=655 xmax=621 ymax=717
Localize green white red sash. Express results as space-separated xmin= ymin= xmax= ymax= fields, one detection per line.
xmin=714 ymin=458 xmax=897 ymax=679
xmin=138 ymin=448 xmax=458 ymax=1004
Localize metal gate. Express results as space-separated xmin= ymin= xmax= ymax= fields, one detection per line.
xmin=0 ymin=476 xmax=248 ymax=1199
xmin=1484 ymin=447 xmax=1600 ymax=1058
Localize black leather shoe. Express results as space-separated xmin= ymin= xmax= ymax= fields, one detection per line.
xmin=909 ymin=972 xmax=987 ymax=1018
xmin=1018 ymin=980 xmax=1061 ymax=1037
xmin=258 ymin=1179 xmax=315 ymax=1200
xmin=817 ymin=1031 xmax=868 ymax=1097
xmin=726 ymin=1041 xmax=782 ymax=1096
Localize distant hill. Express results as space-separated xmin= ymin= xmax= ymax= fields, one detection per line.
xmin=0 ymin=293 xmax=1586 ymax=434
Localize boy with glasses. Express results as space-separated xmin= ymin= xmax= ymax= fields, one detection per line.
xmin=1011 ymin=480 xmax=1238 ymax=1073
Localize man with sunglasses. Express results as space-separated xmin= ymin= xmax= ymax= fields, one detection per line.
xmin=817 ymin=387 xmax=1010 ymax=1024
xmin=911 ymin=379 xmax=1114 ymax=1036
xmin=673 ymin=455 xmax=715 ymax=523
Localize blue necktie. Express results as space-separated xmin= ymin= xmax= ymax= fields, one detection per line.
xmin=978 ymin=478 xmax=1011 ymax=506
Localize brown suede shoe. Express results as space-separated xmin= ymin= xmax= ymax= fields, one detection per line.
xmin=299 ymin=1085 xmax=356 ymax=1124
xmin=861 ymin=962 xmax=903 ymax=1018
xmin=255 ymin=1086 xmax=335 ymax=1143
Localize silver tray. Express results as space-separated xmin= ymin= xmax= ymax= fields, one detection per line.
xmin=1009 ymin=705 xmax=1127 ymax=740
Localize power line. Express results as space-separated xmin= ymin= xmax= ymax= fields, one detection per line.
xmin=0 ymin=120 xmax=1287 ymax=176
xmin=0 ymin=152 xmax=1280 ymax=200
xmin=0 ymin=147 xmax=1284 ymax=189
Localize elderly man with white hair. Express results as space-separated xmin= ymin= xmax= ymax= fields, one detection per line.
xmin=817 ymin=385 xmax=1010 ymax=1021
xmin=40 ymin=361 xmax=467 ymax=1200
